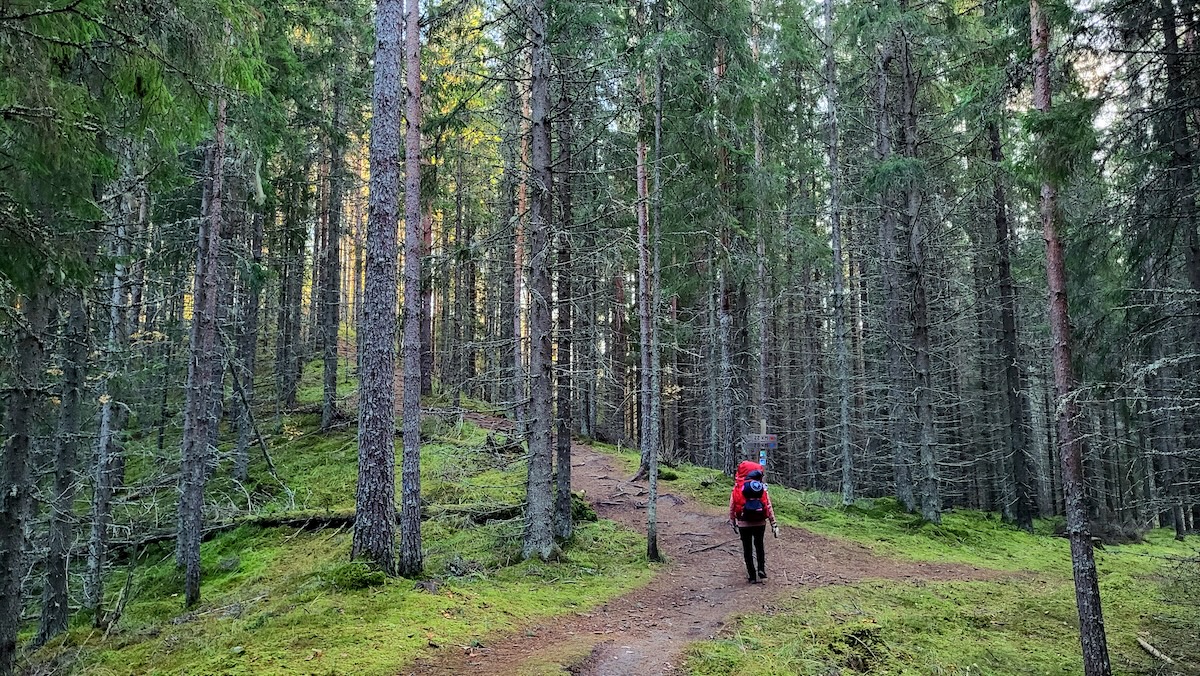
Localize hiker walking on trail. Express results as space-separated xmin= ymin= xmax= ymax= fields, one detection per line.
xmin=728 ymin=460 xmax=777 ymax=584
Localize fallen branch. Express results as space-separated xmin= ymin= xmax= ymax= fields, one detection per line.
xmin=227 ymin=359 xmax=294 ymax=508
xmin=103 ymin=503 xmax=533 ymax=556
xmin=686 ymin=538 xmax=739 ymax=555
xmin=1137 ymin=636 xmax=1175 ymax=665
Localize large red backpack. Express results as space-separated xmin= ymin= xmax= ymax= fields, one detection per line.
xmin=740 ymin=480 xmax=766 ymax=521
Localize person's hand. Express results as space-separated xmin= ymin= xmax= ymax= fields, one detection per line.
xmin=728 ymin=519 xmax=738 ymax=534
xmin=771 ymin=522 xmax=779 ymax=538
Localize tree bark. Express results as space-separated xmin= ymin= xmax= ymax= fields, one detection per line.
xmin=85 ymin=219 xmax=131 ymax=619
xmin=178 ymin=87 xmax=227 ymax=608
xmin=235 ymin=210 xmax=265 ymax=482
xmin=523 ymin=0 xmax=555 ymax=561
xmin=399 ymin=0 xmax=424 ymax=576
xmin=898 ymin=27 xmax=940 ymax=524
xmin=0 ymin=291 xmax=50 ymax=676
xmin=990 ymin=121 xmax=1034 ymax=530
xmin=323 ymin=60 xmax=347 ymax=430
xmin=352 ymin=0 xmax=402 ymax=576
xmin=37 ymin=291 xmax=89 ymax=646
xmin=1032 ymin=2 xmax=1111 ymax=672
xmin=647 ymin=25 xmax=665 ymax=562
xmin=823 ymin=0 xmax=854 ymax=505
xmin=873 ymin=44 xmax=915 ymax=512
xmin=636 ymin=16 xmax=653 ymax=477
xmin=554 ymin=77 xmax=575 ymax=542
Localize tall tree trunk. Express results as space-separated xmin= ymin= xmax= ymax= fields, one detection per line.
xmin=323 ymin=63 xmax=347 ymax=430
xmin=873 ymin=45 xmax=914 ymax=511
xmin=636 ymin=28 xmax=653 ymax=477
xmin=309 ymin=163 xmax=327 ymax=358
xmin=178 ymin=85 xmax=227 ymax=608
xmin=717 ymin=268 xmax=735 ymax=476
xmin=0 ymin=292 xmax=50 ymax=676
xmin=610 ymin=272 xmax=627 ymax=443
xmin=554 ymin=79 xmax=574 ymax=542
xmin=646 ymin=26 xmax=665 ymax=561
xmin=823 ymin=0 xmax=853 ymax=504
xmin=990 ymin=122 xmax=1034 ymax=530
xmin=85 ymin=219 xmax=131 ymax=619
xmin=235 ymin=210 xmax=265 ymax=482
xmin=499 ymin=76 xmax=519 ymax=415
xmin=751 ymin=0 xmax=769 ymax=440
xmin=37 ymin=292 xmax=89 ymax=646
xmin=513 ymin=73 xmax=530 ymax=434
xmin=523 ymin=0 xmax=555 ymax=561
xmin=353 ymin=0 xmax=401 ymax=576
xmin=399 ymin=0 xmax=424 ymax=576
xmin=421 ymin=208 xmax=434 ymax=397
xmin=1032 ymin=2 xmax=1111 ymax=672
xmin=899 ymin=28 xmax=939 ymax=523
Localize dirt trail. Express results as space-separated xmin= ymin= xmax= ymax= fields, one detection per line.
xmin=397 ymin=413 xmax=999 ymax=676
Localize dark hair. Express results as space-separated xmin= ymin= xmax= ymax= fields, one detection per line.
xmin=747 ymin=469 xmax=763 ymax=481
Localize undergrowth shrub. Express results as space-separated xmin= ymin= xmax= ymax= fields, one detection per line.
xmin=319 ymin=561 xmax=387 ymax=590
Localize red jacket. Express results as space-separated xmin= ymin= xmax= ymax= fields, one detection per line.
xmin=729 ymin=460 xmax=775 ymax=526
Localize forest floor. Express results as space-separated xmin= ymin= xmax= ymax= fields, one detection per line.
xmin=406 ymin=413 xmax=1001 ymax=676
xmin=31 ymin=355 xmax=1196 ymax=676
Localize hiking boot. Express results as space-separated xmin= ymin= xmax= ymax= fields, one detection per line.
xmin=746 ymin=575 xmax=758 ymax=584
xmin=757 ymin=569 xmax=767 ymax=580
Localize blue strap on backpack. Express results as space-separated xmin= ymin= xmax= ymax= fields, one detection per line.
xmin=740 ymin=480 xmax=766 ymax=521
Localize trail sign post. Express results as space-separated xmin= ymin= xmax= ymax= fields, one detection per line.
xmin=744 ymin=433 xmax=778 ymax=468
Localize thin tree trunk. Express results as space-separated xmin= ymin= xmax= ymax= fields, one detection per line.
xmin=717 ymin=268 xmax=735 ymax=476
xmin=235 ymin=210 xmax=265 ymax=482
xmin=636 ymin=29 xmax=653 ymax=477
xmin=610 ymin=272 xmax=627 ymax=444
xmin=323 ymin=63 xmax=347 ymax=430
xmin=899 ymin=28 xmax=939 ymax=523
xmin=85 ymin=220 xmax=131 ymax=619
xmin=421 ymin=207 xmax=434 ymax=397
xmin=399 ymin=0 xmax=424 ymax=576
xmin=178 ymin=84 xmax=227 ymax=608
xmin=990 ymin=122 xmax=1034 ymax=530
xmin=751 ymin=0 xmax=769 ymax=440
xmin=499 ymin=75 xmax=519 ymax=414
xmin=37 ymin=292 xmax=89 ymax=646
xmin=647 ymin=27 xmax=665 ymax=561
xmin=554 ymin=79 xmax=574 ymax=542
xmin=513 ymin=73 xmax=530 ymax=434
xmin=0 ymin=292 xmax=50 ymax=676
xmin=874 ymin=45 xmax=914 ymax=511
xmin=1032 ymin=2 xmax=1111 ymax=672
xmin=823 ymin=0 xmax=853 ymax=504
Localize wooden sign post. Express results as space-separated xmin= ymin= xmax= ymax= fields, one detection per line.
xmin=743 ymin=433 xmax=778 ymax=469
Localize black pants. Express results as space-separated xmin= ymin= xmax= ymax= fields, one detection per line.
xmin=738 ymin=524 xmax=766 ymax=579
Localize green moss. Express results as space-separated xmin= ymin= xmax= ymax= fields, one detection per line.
xmin=656 ymin=459 xmax=1197 ymax=578
xmin=319 ymin=561 xmax=388 ymax=591
xmin=685 ymin=576 xmax=1199 ymax=675
xmin=31 ymin=365 xmax=656 ymax=676
xmin=59 ymin=518 xmax=652 ymax=676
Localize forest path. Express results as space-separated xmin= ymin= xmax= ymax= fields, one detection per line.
xmin=401 ymin=412 xmax=1001 ymax=676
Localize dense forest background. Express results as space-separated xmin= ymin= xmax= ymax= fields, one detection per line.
xmin=1 ymin=0 xmax=1198 ymax=672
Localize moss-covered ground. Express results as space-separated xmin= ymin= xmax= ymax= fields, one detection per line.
xmin=28 ymin=363 xmax=655 ymax=676
xmin=26 ymin=358 xmax=1199 ymax=675
xmin=641 ymin=460 xmax=1200 ymax=674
